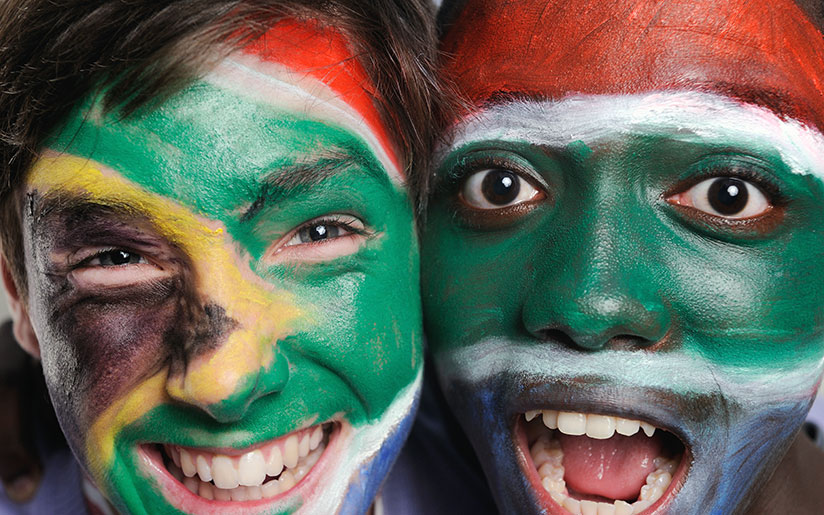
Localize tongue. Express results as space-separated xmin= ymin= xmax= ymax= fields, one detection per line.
xmin=558 ymin=432 xmax=663 ymax=501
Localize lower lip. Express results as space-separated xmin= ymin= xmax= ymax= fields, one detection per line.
xmin=137 ymin=423 xmax=341 ymax=515
xmin=513 ymin=416 xmax=690 ymax=515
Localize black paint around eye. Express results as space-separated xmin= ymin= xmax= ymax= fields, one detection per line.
xmin=708 ymin=178 xmax=749 ymax=215
xmin=482 ymin=169 xmax=521 ymax=205
xmin=299 ymin=224 xmax=340 ymax=243
xmin=100 ymin=250 xmax=140 ymax=266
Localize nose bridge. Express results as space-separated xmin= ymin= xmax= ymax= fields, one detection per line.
xmin=164 ymin=241 xmax=301 ymax=422
xmin=524 ymin=184 xmax=670 ymax=350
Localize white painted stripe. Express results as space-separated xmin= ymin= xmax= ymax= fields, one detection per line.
xmin=439 ymin=337 xmax=824 ymax=404
xmin=206 ymin=52 xmax=404 ymax=185
xmin=445 ymin=91 xmax=824 ymax=180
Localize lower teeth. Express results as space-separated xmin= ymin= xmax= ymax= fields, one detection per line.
xmin=167 ymin=439 xmax=326 ymax=502
xmin=530 ymin=433 xmax=677 ymax=515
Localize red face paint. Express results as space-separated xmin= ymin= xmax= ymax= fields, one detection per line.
xmin=442 ymin=0 xmax=824 ymax=129
xmin=243 ymin=21 xmax=402 ymax=174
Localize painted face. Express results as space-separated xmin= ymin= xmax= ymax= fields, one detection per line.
xmin=18 ymin=20 xmax=422 ymax=515
xmin=423 ymin=1 xmax=824 ymax=513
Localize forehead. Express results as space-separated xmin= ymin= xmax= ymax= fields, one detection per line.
xmin=442 ymin=0 xmax=824 ymax=130
xmin=38 ymin=19 xmax=403 ymax=199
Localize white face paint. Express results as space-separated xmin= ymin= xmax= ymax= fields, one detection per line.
xmin=443 ymin=91 xmax=824 ymax=180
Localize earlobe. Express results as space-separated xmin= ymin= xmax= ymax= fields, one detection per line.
xmin=0 ymin=256 xmax=40 ymax=359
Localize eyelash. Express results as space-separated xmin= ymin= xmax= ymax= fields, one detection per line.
xmin=291 ymin=215 xmax=371 ymax=242
xmin=674 ymin=162 xmax=784 ymax=205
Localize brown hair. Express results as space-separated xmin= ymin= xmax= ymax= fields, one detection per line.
xmin=0 ymin=0 xmax=446 ymax=299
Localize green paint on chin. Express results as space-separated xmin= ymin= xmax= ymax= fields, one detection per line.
xmin=422 ymin=134 xmax=824 ymax=371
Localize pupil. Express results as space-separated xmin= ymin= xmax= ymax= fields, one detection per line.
xmin=708 ymin=178 xmax=749 ymax=215
xmin=481 ymin=169 xmax=520 ymax=206
xmin=109 ymin=250 xmax=133 ymax=266
xmin=305 ymin=224 xmax=340 ymax=242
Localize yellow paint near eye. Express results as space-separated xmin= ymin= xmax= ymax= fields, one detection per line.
xmin=28 ymin=155 xmax=304 ymax=474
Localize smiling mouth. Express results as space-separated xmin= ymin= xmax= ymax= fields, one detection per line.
xmin=518 ymin=410 xmax=688 ymax=514
xmin=144 ymin=422 xmax=335 ymax=502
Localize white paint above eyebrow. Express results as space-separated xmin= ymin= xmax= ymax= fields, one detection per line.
xmin=444 ymin=91 xmax=824 ymax=180
xmin=204 ymin=52 xmax=404 ymax=186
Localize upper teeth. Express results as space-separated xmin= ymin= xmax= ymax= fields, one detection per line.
xmin=525 ymin=410 xmax=657 ymax=439
xmin=165 ymin=424 xmax=325 ymax=500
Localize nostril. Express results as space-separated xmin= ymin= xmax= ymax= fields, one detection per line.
xmin=605 ymin=334 xmax=655 ymax=351
xmin=536 ymin=329 xmax=655 ymax=351
xmin=537 ymin=328 xmax=578 ymax=348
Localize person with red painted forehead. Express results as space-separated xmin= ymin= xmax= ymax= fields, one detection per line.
xmin=420 ymin=0 xmax=824 ymax=513
xmin=0 ymin=1 xmax=441 ymax=513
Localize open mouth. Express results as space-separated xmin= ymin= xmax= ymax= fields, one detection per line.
xmin=143 ymin=421 xmax=335 ymax=503
xmin=518 ymin=410 xmax=688 ymax=514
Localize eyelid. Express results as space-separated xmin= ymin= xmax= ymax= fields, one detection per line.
xmin=448 ymin=150 xmax=549 ymax=191
xmin=666 ymin=154 xmax=784 ymax=201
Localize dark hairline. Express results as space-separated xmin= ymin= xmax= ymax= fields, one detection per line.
xmin=0 ymin=0 xmax=448 ymax=300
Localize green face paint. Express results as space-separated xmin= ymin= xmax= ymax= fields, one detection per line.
xmin=20 ymin=28 xmax=422 ymax=514
xmin=421 ymin=92 xmax=824 ymax=514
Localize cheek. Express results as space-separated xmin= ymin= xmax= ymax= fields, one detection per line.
xmin=35 ymin=279 xmax=183 ymax=440
xmin=662 ymin=244 xmax=824 ymax=367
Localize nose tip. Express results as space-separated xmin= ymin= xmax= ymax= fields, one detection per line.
xmin=529 ymin=292 xmax=671 ymax=351
xmin=167 ymin=342 xmax=290 ymax=423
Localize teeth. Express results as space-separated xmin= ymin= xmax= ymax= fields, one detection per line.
xmin=531 ymin=430 xmax=677 ymax=515
xmin=581 ymin=500 xmax=598 ymax=515
xmin=542 ymin=410 xmax=558 ymax=429
xmin=616 ymin=418 xmax=641 ymax=436
xmin=267 ymin=446 xmax=284 ymax=477
xmin=238 ymin=450 xmax=266 ymax=487
xmin=557 ymin=412 xmax=587 ymax=435
xmin=198 ymin=482 xmax=214 ymax=500
xmin=310 ymin=426 xmax=323 ymax=450
xmin=284 ymin=435 xmax=299 ymax=469
xmin=196 ymin=455 xmax=212 ymax=482
xmin=585 ymin=414 xmax=616 ymax=440
xmin=212 ymin=455 xmax=239 ymax=489
xmin=180 ymin=449 xmax=196 ymax=477
xmin=164 ymin=424 xmax=329 ymax=502
xmin=526 ymin=409 xmax=659 ymax=439
xmin=247 ymin=485 xmax=262 ymax=501
xmin=261 ymin=479 xmax=281 ymax=498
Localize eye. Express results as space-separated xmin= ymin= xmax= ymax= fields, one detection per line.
xmin=461 ymin=169 xmax=543 ymax=209
xmin=668 ymin=177 xmax=772 ymax=219
xmin=267 ymin=214 xmax=370 ymax=263
xmin=69 ymin=248 xmax=169 ymax=289
xmin=86 ymin=249 xmax=147 ymax=266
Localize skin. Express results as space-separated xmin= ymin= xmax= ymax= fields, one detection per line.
xmin=3 ymin=20 xmax=422 ymax=515
xmin=423 ymin=0 xmax=824 ymax=513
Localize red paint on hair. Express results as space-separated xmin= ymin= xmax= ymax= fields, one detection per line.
xmin=442 ymin=0 xmax=824 ymax=129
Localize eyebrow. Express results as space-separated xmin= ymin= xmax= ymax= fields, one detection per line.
xmin=240 ymin=147 xmax=385 ymax=222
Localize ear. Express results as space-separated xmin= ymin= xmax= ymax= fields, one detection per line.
xmin=0 ymin=256 xmax=40 ymax=359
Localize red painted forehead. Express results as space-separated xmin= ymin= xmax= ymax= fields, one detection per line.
xmin=241 ymin=20 xmax=401 ymax=174
xmin=442 ymin=0 xmax=824 ymax=129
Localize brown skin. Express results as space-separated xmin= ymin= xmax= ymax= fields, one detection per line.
xmin=745 ymin=430 xmax=824 ymax=514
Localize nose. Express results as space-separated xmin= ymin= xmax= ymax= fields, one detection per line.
xmin=522 ymin=207 xmax=671 ymax=351
xmin=166 ymin=304 xmax=290 ymax=423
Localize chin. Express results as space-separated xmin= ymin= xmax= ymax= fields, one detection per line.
xmin=100 ymin=372 xmax=422 ymax=515
xmin=436 ymin=338 xmax=820 ymax=515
